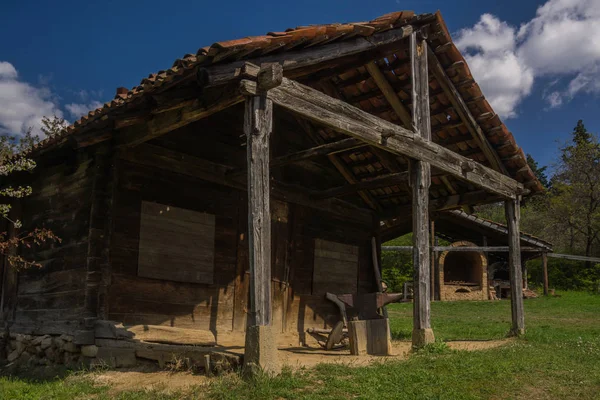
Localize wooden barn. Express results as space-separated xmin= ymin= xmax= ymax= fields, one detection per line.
xmin=0 ymin=10 xmax=543 ymax=373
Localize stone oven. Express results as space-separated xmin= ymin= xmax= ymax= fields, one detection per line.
xmin=438 ymin=241 xmax=488 ymax=301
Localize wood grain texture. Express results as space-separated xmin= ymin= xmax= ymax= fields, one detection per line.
xmin=85 ymin=144 xmax=116 ymax=319
xmin=410 ymin=32 xmax=432 ymax=335
xmin=268 ymin=78 xmax=523 ymax=199
xmin=542 ymin=252 xmax=549 ymax=296
xmin=138 ymin=201 xmax=216 ymax=284
xmin=365 ymin=62 xmax=412 ymax=127
xmin=313 ymin=239 xmax=359 ymax=295
xmin=505 ymin=197 xmax=525 ymax=335
xmin=245 ymin=95 xmax=273 ymax=326
xmin=427 ymin=46 xmax=507 ymax=174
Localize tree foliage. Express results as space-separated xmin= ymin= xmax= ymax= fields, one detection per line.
xmin=383 ymin=121 xmax=600 ymax=292
xmin=475 ymin=120 xmax=600 ymax=291
xmin=526 ymin=153 xmax=550 ymax=189
xmin=0 ymin=116 xmax=65 ymax=270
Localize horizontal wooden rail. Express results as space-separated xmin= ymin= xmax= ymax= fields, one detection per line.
xmin=546 ymin=253 xmax=600 ymax=263
xmin=382 ymin=246 xmax=542 ymax=253
xmin=382 ymin=247 xmax=600 ymax=262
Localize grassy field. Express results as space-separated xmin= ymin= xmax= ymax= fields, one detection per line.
xmin=1 ymin=291 xmax=599 ymax=399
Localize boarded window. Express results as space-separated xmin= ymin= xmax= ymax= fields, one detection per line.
xmin=138 ymin=201 xmax=215 ymax=284
xmin=312 ymin=239 xmax=358 ymax=295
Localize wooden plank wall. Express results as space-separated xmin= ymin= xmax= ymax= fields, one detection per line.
xmin=108 ymin=156 xmax=239 ymax=333
xmin=138 ymin=201 xmax=216 ymax=284
xmin=11 ymin=149 xmax=97 ymax=332
xmin=108 ymin=144 xmax=375 ymax=336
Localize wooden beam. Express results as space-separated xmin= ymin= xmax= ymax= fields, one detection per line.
xmin=228 ymin=137 xmax=367 ymax=178
xmin=245 ymin=94 xmax=272 ymax=327
xmin=546 ymin=253 xmax=600 ymax=263
xmin=380 ymin=190 xmax=507 ymax=221
xmin=365 ymin=62 xmax=412 ymax=127
xmin=427 ymin=46 xmax=507 ymax=174
xmin=118 ymin=143 xmax=374 ymax=225
xmin=505 ymin=197 xmax=525 ymax=336
xmin=85 ymin=144 xmax=116 ymax=319
xmin=430 ymin=221 xmax=435 ymax=302
xmin=317 ymin=171 xmax=409 ymax=199
xmin=197 ymin=22 xmax=432 ymax=90
xmin=294 ymin=116 xmax=382 ymax=211
xmin=542 ymin=252 xmax=549 ymax=296
xmin=364 ymin=59 xmax=461 ymax=195
xmin=433 ymin=246 xmax=540 ymax=252
xmin=364 ymin=59 xmax=459 ymax=197
xmin=267 ymin=78 xmax=523 ymax=199
xmin=382 ymin=246 xmax=542 ymax=252
xmin=271 ymin=138 xmax=366 ymax=167
xmin=118 ymin=83 xmax=244 ymax=147
xmin=410 ymin=31 xmax=434 ymax=347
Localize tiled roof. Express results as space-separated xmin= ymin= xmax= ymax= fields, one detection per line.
xmin=446 ymin=210 xmax=553 ymax=251
xmin=19 ymin=10 xmax=543 ymax=193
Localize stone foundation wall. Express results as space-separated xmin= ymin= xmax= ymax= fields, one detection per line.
xmin=0 ymin=322 xmax=242 ymax=374
xmin=2 ymin=333 xmax=93 ymax=368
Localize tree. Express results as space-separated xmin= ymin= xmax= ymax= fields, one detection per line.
xmin=0 ymin=117 xmax=63 ymax=270
xmin=551 ymin=120 xmax=600 ymax=262
xmin=526 ymin=153 xmax=550 ymax=189
xmin=40 ymin=115 xmax=68 ymax=138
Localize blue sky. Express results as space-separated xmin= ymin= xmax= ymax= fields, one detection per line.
xmin=1 ymin=0 xmax=599 ymax=174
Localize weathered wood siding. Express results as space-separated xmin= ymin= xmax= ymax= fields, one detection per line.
xmin=108 ymin=141 xmax=375 ymax=335
xmin=138 ymin=201 xmax=216 ymax=284
xmin=11 ymin=148 xmax=97 ymax=332
xmin=108 ymin=155 xmax=239 ymax=333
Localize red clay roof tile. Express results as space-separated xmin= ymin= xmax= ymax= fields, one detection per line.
xmin=14 ymin=10 xmax=542 ymax=193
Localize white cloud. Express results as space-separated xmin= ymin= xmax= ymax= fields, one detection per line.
xmin=545 ymin=91 xmax=563 ymax=108
xmin=456 ymin=14 xmax=534 ymax=119
xmin=0 ymin=62 xmax=18 ymax=79
xmin=65 ymin=101 xmax=103 ymax=119
xmin=0 ymin=61 xmax=63 ymax=137
xmin=456 ymin=0 xmax=600 ymax=115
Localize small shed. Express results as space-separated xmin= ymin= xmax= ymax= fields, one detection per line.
xmin=382 ymin=210 xmax=553 ymax=301
xmin=0 ymin=10 xmax=541 ymax=373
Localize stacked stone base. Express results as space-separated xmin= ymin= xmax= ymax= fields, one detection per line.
xmin=2 ymin=333 xmax=94 ymax=368
xmin=1 ymin=330 xmax=241 ymax=375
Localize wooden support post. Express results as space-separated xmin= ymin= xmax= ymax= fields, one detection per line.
xmin=243 ymin=64 xmax=281 ymax=376
xmin=371 ymin=236 xmax=390 ymax=328
xmin=410 ymin=30 xmax=434 ymax=347
xmin=542 ymin=252 xmax=549 ymax=296
xmin=433 ymin=236 xmax=440 ymax=301
xmin=522 ymin=256 xmax=528 ymax=290
xmin=85 ymin=145 xmax=116 ymax=320
xmin=505 ymin=197 xmax=525 ymax=336
xmin=245 ymin=94 xmax=273 ymax=328
xmin=430 ymin=221 xmax=435 ymax=302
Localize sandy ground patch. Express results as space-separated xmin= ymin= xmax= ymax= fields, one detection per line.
xmin=84 ymin=338 xmax=511 ymax=394
xmin=87 ymin=365 xmax=210 ymax=394
xmin=277 ymin=339 xmax=510 ymax=368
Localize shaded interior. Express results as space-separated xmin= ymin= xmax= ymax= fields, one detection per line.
xmin=443 ymin=252 xmax=483 ymax=286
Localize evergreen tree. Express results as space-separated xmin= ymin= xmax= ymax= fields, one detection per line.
xmin=526 ymin=153 xmax=550 ymax=189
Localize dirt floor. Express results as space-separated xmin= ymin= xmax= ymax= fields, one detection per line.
xmin=275 ymin=339 xmax=510 ymax=368
xmin=86 ymin=338 xmax=510 ymax=393
xmin=90 ymin=367 xmax=211 ymax=394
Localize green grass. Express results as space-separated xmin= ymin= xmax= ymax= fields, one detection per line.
xmin=2 ymin=292 xmax=600 ymax=399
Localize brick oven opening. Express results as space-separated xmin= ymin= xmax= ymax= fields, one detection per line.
xmin=438 ymin=241 xmax=489 ymax=301
xmin=443 ymin=251 xmax=484 ymax=286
